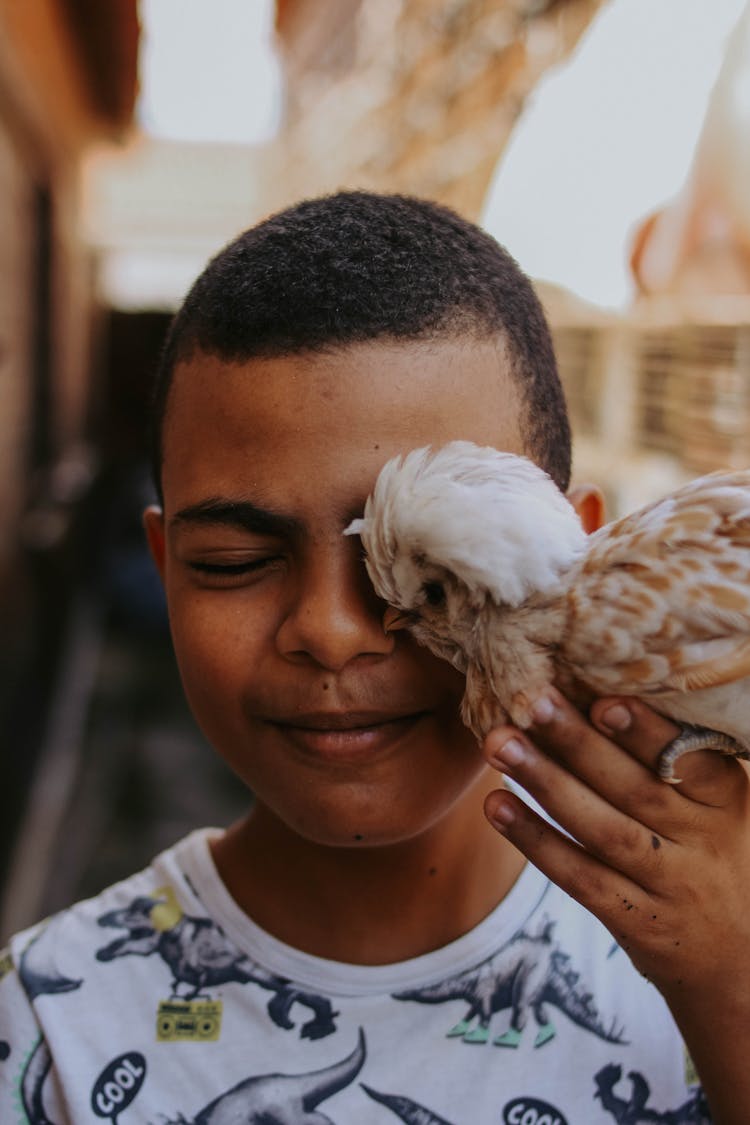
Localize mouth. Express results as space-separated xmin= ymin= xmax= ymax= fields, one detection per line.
xmin=267 ymin=709 xmax=429 ymax=761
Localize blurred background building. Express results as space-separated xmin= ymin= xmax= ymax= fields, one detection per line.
xmin=2 ymin=0 xmax=749 ymax=940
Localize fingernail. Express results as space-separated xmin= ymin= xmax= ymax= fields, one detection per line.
xmin=493 ymin=738 xmax=527 ymax=771
xmin=600 ymin=703 xmax=632 ymax=732
xmin=530 ymin=694 xmax=557 ymax=725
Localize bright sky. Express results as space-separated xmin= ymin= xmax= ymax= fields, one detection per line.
xmin=137 ymin=0 xmax=748 ymax=308
xmin=137 ymin=0 xmax=282 ymax=144
xmin=481 ymin=0 xmax=748 ymax=308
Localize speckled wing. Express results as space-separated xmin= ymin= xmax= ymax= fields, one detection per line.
xmin=559 ymin=470 xmax=750 ymax=698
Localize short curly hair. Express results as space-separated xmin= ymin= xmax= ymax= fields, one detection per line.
xmin=151 ymin=191 xmax=571 ymax=495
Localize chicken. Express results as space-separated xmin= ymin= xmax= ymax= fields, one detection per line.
xmin=345 ymin=442 xmax=750 ymax=782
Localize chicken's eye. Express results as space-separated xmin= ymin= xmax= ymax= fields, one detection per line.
xmin=422 ymin=581 xmax=446 ymax=607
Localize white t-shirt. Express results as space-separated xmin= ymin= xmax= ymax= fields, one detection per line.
xmin=0 ymin=828 xmax=709 ymax=1124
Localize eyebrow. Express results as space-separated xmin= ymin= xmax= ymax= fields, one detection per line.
xmin=170 ymin=499 xmax=304 ymax=538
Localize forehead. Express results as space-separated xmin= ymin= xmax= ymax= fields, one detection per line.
xmin=161 ymin=338 xmax=526 ymax=514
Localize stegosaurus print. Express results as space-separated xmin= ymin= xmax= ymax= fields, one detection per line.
xmin=395 ymin=918 xmax=627 ymax=1048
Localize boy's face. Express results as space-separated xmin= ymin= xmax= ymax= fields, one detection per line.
xmin=146 ymin=337 xmax=528 ymax=849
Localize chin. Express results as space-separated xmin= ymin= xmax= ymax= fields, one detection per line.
xmin=269 ymin=775 xmax=484 ymax=852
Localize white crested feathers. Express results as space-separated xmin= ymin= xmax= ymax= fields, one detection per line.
xmin=346 ymin=442 xmax=587 ymax=611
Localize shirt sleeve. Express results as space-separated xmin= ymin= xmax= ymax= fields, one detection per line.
xmin=0 ymin=950 xmax=66 ymax=1124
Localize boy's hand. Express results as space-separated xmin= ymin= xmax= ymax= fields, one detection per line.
xmin=483 ymin=689 xmax=750 ymax=1123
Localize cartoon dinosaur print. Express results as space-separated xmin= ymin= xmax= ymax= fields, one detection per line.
xmin=18 ymin=919 xmax=82 ymax=1001
xmin=96 ymin=892 xmax=338 ymax=1039
xmin=395 ymin=919 xmax=627 ymax=1048
xmin=157 ymin=1029 xmax=366 ymax=1124
xmin=361 ymin=1083 xmax=454 ymax=1124
xmin=594 ymin=1063 xmax=711 ymax=1124
xmin=20 ymin=1036 xmax=56 ymax=1125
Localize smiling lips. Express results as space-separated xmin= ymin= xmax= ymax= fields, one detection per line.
xmin=270 ymin=710 xmax=428 ymax=760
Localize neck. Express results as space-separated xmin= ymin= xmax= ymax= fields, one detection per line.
xmin=210 ymin=769 xmax=524 ymax=965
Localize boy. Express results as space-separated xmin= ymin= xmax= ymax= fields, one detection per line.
xmin=1 ymin=191 xmax=748 ymax=1123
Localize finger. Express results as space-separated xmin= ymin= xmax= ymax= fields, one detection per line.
xmin=526 ymin=686 xmax=745 ymax=818
xmin=590 ymin=696 xmax=747 ymax=808
xmin=590 ymin=696 xmax=679 ymax=764
xmin=485 ymin=727 xmax=675 ymax=887
xmin=503 ymin=688 xmax=678 ymax=828
xmin=484 ymin=787 xmax=655 ymax=961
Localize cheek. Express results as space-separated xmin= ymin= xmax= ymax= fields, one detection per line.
xmin=166 ymin=588 xmax=275 ymax=724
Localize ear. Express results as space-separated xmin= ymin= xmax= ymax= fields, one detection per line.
xmin=143 ymin=505 xmax=167 ymax=580
xmin=567 ymin=483 xmax=605 ymax=534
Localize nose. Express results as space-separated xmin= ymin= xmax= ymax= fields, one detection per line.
xmin=275 ymin=539 xmax=395 ymax=671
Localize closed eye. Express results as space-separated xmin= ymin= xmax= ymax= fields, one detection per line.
xmin=190 ymin=560 xmax=270 ymax=574
xmin=187 ymin=556 xmax=284 ymax=584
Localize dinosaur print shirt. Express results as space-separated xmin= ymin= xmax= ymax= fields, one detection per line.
xmin=0 ymin=828 xmax=709 ymax=1125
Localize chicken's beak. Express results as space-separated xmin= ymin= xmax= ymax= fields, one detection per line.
xmin=383 ymin=605 xmax=417 ymax=633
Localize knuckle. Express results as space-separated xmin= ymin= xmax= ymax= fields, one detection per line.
xmin=621 ymin=821 xmax=647 ymax=855
xmin=564 ymin=862 xmax=609 ymax=909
